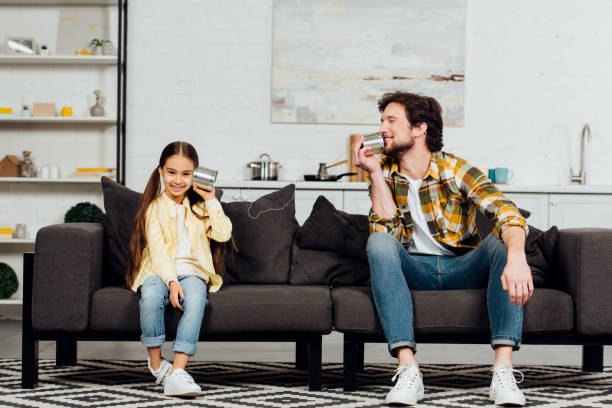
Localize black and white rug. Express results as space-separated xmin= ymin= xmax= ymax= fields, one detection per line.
xmin=1 ymin=360 xmax=611 ymax=407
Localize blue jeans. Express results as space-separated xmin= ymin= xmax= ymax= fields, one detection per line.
xmin=367 ymin=232 xmax=523 ymax=357
xmin=139 ymin=274 xmax=208 ymax=356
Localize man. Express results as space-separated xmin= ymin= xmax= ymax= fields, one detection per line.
xmin=353 ymin=91 xmax=533 ymax=406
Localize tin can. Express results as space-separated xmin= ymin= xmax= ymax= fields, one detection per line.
xmin=361 ymin=132 xmax=384 ymax=156
xmin=193 ymin=166 xmax=218 ymax=191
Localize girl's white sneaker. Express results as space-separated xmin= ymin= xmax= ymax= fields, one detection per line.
xmin=147 ymin=358 xmax=172 ymax=385
xmin=163 ymin=369 xmax=201 ymax=397
xmin=489 ymin=365 xmax=526 ymax=406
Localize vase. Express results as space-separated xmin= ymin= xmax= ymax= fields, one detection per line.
xmin=102 ymin=42 xmax=114 ymax=55
xmin=90 ymin=101 xmax=105 ymax=117
xmin=94 ymin=46 xmax=102 ymax=55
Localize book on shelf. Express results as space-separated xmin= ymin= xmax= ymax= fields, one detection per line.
xmin=73 ymin=167 xmax=116 ymax=179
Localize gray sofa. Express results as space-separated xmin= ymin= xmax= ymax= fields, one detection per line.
xmin=20 ymin=183 xmax=612 ymax=391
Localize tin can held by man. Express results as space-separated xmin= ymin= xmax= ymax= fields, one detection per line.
xmin=361 ymin=132 xmax=384 ymax=156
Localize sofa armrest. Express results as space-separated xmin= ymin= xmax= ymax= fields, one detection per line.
xmin=556 ymin=228 xmax=612 ymax=336
xmin=32 ymin=223 xmax=104 ymax=332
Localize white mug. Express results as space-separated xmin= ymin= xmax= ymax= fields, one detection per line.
xmin=50 ymin=164 xmax=60 ymax=178
xmin=40 ymin=165 xmax=50 ymax=178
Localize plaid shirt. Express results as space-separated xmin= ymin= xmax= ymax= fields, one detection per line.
xmin=369 ymin=151 xmax=527 ymax=254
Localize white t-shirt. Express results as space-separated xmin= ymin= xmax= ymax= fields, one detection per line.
xmin=174 ymin=204 xmax=197 ymax=277
xmin=405 ymin=177 xmax=455 ymax=256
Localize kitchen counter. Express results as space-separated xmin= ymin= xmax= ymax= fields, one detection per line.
xmin=216 ymin=180 xmax=612 ymax=194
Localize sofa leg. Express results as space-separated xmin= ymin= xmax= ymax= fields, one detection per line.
xmin=582 ymin=345 xmax=604 ymax=372
xmin=343 ymin=336 xmax=358 ymax=391
xmin=56 ymin=337 xmax=77 ymax=367
xmin=356 ymin=341 xmax=365 ymax=372
xmin=307 ymin=336 xmax=322 ymax=391
xmin=296 ymin=340 xmax=308 ymax=369
xmin=21 ymin=252 xmax=38 ymax=388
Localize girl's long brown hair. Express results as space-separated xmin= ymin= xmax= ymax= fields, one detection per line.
xmin=125 ymin=141 xmax=231 ymax=288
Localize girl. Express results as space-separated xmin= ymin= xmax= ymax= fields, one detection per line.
xmin=126 ymin=141 xmax=232 ymax=397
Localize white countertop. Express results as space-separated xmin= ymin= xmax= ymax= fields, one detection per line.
xmin=217 ymin=180 xmax=612 ymax=194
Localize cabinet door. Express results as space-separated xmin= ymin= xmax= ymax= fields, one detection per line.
xmin=549 ymin=194 xmax=612 ymax=229
xmin=295 ymin=190 xmax=343 ymax=225
xmin=343 ymin=190 xmax=372 ymax=215
xmin=504 ymin=193 xmax=549 ymax=230
xmin=220 ymin=188 xmax=243 ymax=202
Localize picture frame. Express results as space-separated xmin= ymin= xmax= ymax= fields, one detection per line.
xmin=5 ymin=37 xmax=36 ymax=55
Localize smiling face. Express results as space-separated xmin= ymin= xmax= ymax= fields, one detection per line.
xmin=379 ymin=102 xmax=417 ymax=156
xmin=159 ymin=154 xmax=195 ymax=203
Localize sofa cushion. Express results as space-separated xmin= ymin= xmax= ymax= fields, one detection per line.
xmin=222 ymin=184 xmax=298 ymax=284
xmin=90 ymin=284 xmax=333 ymax=334
xmin=289 ymin=241 xmax=370 ymax=286
xmin=296 ymin=195 xmax=369 ymax=261
xmin=331 ymin=286 xmax=574 ymax=335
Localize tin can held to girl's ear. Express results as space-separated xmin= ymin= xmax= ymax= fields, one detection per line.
xmin=360 ymin=132 xmax=384 ymax=156
xmin=193 ymin=166 xmax=218 ymax=191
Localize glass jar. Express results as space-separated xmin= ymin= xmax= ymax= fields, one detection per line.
xmin=20 ymin=150 xmax=36 ymax=178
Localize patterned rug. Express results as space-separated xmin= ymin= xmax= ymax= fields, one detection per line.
xmin=1 ymin=360 xmax=611 ymax=407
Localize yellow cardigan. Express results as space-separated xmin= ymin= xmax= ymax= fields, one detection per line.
xmin=130 ymin=192 xmax=232 ymax=293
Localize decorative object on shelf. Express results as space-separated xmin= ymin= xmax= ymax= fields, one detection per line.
xmin=0 ymin=226 xmax=14 ymax=240
xmin=102 ymin=40 xmax=114 ymax=55
xmin=40 ymin=44 xmax=49 ymax=56
xmin=40 ymin=164 xmax=50 ymax=178
xmin=64 ymin=202 xmax=103 ymax=223
xmin=90 ymin=90 xmax=105 ymax=117
xmin=75 ymin=49 xmax=91 ymax=55
xmin=49 ymin=164 xmax=60 ymax=178
xmin=5 ymin=37 xmax=35 ymax=55
xmin=74 ymin=167 xmax=116 ymax=179
xmin=60 ymin=106 xmax=73 ymax=117
xmin=19 ymin=150 xmax=36 ymax=178
xmin=21 ymin=104 xmax=31 ymax=117
xmin=0 ymin=263 xmax=18 ymax=299
xmin=32 ymin=103 xmax=55 ymax=117
xmin=0 ymin=107 xmax=14 ymax=115
xmin=14 ymin=224 xmax=26 ymax=239
xmin=0 ymin=155 xmax=21 ymax=177
xmin=89 ymin=38 xmax=104 ymax=55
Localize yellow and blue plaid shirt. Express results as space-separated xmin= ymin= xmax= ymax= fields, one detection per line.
xmin=369 ymin=151 xmax=527 ymax=254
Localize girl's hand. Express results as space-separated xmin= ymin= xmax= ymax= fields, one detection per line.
xmin=192 ymin=184 xmax=216 ymax=201
xmin=169 ymin=280 xmax=184 ymax=311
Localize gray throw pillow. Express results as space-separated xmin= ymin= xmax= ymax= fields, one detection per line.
xmin=222 ymin=184 xmax=298 ymax=284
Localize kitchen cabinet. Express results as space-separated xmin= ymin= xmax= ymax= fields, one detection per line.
xmin=504 ymin=193 xmax=549 ymax=230
xmin=549 ymin=194 xmax=612 ymax=229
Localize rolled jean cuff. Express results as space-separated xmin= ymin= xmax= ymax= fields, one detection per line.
xmin=491 ymin=337 xmax=521 ymax=351
xmin=141 ymin=334 xmax=165 ymax=348
xmin=173 ymin=339 xmax=197 ymax=356
xmin=389 ymin=340 xmax=417 ymax=357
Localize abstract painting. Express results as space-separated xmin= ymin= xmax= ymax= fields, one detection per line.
xmin=271 ymin=0 xmax=466 ymax=126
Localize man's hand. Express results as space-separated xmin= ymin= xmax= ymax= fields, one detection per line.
xmin=501 ymin=253 xmax=534 ymax=306
xmin=193 ymin=184 xmax=216 ymax=201
xmin=352 ymin=134 xmax=382 ymax=175
xmin=169 ymin=280 xmax=184 ymax=311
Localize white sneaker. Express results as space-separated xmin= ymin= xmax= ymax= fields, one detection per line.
xmin=147 ymin=358 xmax=172 ymax=385
xmin=164 ymin=369 xmax=201 ymax=397
xmin=385 ymin=365 xmax=424 ymax=406
xmin=489 ymin=365 xmax=526 ymax=406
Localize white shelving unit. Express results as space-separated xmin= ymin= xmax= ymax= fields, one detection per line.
xmin=0 ymin=0 xmax=126 ymax=314
xmin=0 ymin=55 xmax=117 ymax=65
xmin=0 ymin=117 xmax=117 ymax=124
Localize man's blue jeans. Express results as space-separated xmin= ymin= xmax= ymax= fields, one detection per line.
xmin=139 ymin=274 xmax=208 ymax=356
xmin=367 ymin=232 xmax=523 ymax=356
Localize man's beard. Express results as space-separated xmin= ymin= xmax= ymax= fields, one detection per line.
xmin=384 ymin=137 xmax=415 ymax=157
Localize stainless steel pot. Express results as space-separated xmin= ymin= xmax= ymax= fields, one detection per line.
xmin=246 ymin=153 xmax=280 ymax=180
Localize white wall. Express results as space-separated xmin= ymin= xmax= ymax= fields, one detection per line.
xmin=125 ymin=0 xmax=612 ymax=191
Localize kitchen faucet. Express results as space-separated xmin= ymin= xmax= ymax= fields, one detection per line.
xmin=570 ymin=124 xmax=591 ymax=185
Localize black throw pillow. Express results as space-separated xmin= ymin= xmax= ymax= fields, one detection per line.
xmin=296 ymin=195 xmax=369 ymax=261
xmin=222 ymin=184 xmax=298 ymax=284
xmin=475 ymin=207 xmax=531 ymax=239
xmin=289 ymin=239 xmax=370 ymax=286
xmin=525 ymin=225 xmax=559 ymax=288
xmin=98 ymin=176 xmax=223 ymax=284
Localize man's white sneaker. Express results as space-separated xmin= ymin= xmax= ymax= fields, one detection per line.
xmin=147 ymin=358 xmax=172 ymax=385
xmin=489 ymin=365 xmax=526 ymax=406
xmin=385 ymin=365 xmax=424 ymax=406
xmin=164 ymin=369 xmax=201 ymax=397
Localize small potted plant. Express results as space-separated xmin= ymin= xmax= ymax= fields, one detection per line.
xmin=89 ymin=38 xmax=104 ymax=55
xmin=21 ymin=104 xmax=31 ymax=117
xmin=90 ymin=90 xmax=105 ymax=117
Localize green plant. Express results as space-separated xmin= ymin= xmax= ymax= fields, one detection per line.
xmin=89 ymin=38 xmax=111 ymax=47
xmin=64 ymin=202 xmax=102 ymax=223
xmin=0 ymin=263 xmax=18 ymax=299
xmin=22 ymin=104 xmax=29 ymax=110
xmin=93 ymin=90 xmax=101 ymax=101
